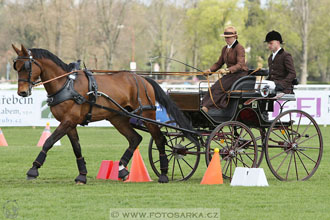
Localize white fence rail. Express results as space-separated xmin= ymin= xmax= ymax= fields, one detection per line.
xmin=1 ymin=84 xmax=330 ymax=126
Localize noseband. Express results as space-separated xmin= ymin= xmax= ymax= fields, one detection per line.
xmin=13 ymin=49 xmax=42 ymax=92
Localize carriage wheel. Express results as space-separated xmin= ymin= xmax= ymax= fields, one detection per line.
xmin=251 ymin=127 xmax=266 ymax=167
xmin=148 ymin=121 xmax=200 ymax=181
xmin=205 ymin=121 xmax=258 ymax=180
xmin=265 ymin=110 xmax=323 ymax=181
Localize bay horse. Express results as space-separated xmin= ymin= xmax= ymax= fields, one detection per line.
xmin=12 ymin=44 xmax=197 ymax=184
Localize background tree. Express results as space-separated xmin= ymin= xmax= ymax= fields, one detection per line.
xmin=185 ymin=0 xmax=247 ymax=71
xmin=1 ymin=0 xmax=329 ymax=84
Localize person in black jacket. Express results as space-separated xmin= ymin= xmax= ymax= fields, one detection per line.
xmin=264 ymin=30 xmax=297 ymax=94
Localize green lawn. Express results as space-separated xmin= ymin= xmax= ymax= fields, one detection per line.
xmin=0 ymin=126 xmax=329 ymax=220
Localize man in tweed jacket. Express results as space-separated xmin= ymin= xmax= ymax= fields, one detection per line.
xmin=265 ymin=30 xmax=297 ymax=94
xmin=202 ymin=26 xmax=248 ymax=112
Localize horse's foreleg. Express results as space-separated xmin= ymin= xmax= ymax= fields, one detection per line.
xmin=26 ymin=122 xmax=71 ymax=180
xmin=67 ymin=127 xmax=87 ymax=184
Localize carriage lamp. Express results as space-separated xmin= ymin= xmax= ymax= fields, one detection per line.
xmin=261 ymin=85 xmax=270 ymax=97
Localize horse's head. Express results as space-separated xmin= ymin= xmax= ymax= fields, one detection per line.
xmin=12 ymin=44 xmax=42 ymax=97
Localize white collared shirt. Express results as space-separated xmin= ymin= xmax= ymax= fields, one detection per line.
xmin=227 ymin=40 xmax=237 ymax=49
xmin=272 ymin=47 xmax=282 ymax=60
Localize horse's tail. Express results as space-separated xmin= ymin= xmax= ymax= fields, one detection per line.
xmin=144 ymin=77 xmax=199 ymax=146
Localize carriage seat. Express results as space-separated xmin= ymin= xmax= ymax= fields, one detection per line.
xmin=229 ymin=75 xmax=258 ymax=97
xmin=204 ymin=76 xmax=256 ymax=121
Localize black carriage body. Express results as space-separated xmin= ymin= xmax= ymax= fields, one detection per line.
xmin=168 ymin=75 xmax=277 ymax=131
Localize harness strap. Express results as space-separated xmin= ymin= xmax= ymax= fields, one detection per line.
xmin=131 ymin=74 xmax=156 ymax=115
xmin=81 ymin=69 xmax=98 ymax=126
xmin=132 ymin=74 xmax=143 ymax=113
xmin=47 ymin=73 xmax=86 ymax=106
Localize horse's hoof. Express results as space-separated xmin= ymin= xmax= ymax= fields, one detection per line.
xmin=26 ymin=167 xmax=39 ymax=180
xmin=75 ymin=174 xmax=87 ymax=184
xmin=118 ymin=168 xmax=129 ymax=181
xmin=158 ymin=174 xmax=169 ymax=183
xmin=76 ymin=181 xmax=86 ymax=185
xmin=26 ymin=176 xmax=37 ymax=180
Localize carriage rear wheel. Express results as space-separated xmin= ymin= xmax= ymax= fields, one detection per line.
xmin=265 ymin=110 xmax=323 ymax=181
xmin=205 ymin=121 xmax=258 ymax=180
xmin=148 ymin=121 xmax=200 ymax=181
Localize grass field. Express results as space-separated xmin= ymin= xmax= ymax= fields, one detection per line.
xmin=0 ymin=126 xmax=329 ymax=220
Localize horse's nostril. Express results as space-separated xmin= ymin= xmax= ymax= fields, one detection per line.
xmin=19 ymin=91 xmax=28 ymax=97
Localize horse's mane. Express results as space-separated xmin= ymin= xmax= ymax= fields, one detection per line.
xmin=30 ymin=48 xmax=72 ymax=72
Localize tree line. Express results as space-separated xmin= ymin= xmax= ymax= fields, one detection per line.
xmin=0 ymin=0 xmax=329 ymax=84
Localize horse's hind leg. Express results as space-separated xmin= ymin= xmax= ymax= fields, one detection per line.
xmin=67 ymin=127 xmax=87 ymax=184
xmin=110 ymin=116 xmax=143 ymax=181
xmin=145 ymin=122 xmax=169 ymax=183
xmin=26 ymin=122 xmax=70 ymax=180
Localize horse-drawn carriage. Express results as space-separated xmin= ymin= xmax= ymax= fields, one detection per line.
xmin=12 ymin=45 xmax=322 ymax=184
xmin=147 ymin=70 xmax=323 ymax=182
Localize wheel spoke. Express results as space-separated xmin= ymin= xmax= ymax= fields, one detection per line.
xmin=297 ymin=121 xmax=313 ymax=143
xmin=181 ymin=157 xmax=194 ymax=170
xmin=222 ymin=130 xmax=232 ymax=150
xmin=285 ymin=152 xmax=293 ymax=180
xmin=177 ymin=160 xmax=184 ymax=179
xmin=236 ymin=139 xmax=253 ymax=151
xmin=236 ymin=155 xmax=249 ymax=167
xmin=296 ymin=150 xmax=317 ymax=164
xmin=293 ymin=152 xmax=299 ymax=180
xmin=270 ymin=148 xmax=291 ymax=161
xmin=233 ymin=127 xmax=244 ymax=149
xmin=275 ymin=150 xmax=290 ymax=172
xmin=296 ymin=151 xmax=310 ymax=176
xmin=212 ymin=137 xmax=226 ymax=149
xmin=230 ymin=159 xmax=233 ymax=179
xmin=278 ymin=118 xmax=292 ymax=143
xmin=297 ymin=146 xmax=320 ymax=150
xmin=269 ymin=129 xmax=290 ymax=145
xmin=222 ymin=158 xmax=230 ymax=176
xmin=241 ymin=151 xmax=254 ymax=163
xmin=168 ymin=154 xmax=174 ymax=164
xmin=295 ymin=111 xmax=303 ymax=136
xmin=171 ymin=158 xmax=176 ymax=181
xmin=296 ymin=133 xmax=318 ymax=146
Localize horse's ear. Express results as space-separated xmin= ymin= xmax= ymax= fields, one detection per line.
xmin=21 ymin=44 xmax=29 ymax=55
xmin=12 ymin=44 xmax=20 ymax=55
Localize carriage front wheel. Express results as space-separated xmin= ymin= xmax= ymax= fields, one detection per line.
xmin=148 ymin=121 xmax=200 ymax=181
xmin=265 ymin=110 xmax=323 ymax=181
xmin=205 ymin=121 xmax=258 ymax=180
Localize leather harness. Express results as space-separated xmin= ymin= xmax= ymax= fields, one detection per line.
xmin=46 ymin=68 xmax=155 ymax=126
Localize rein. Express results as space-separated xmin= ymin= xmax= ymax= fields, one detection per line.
xmin=32 ymin=70 xmax=209 ymax=88
xmin=90 ymin=69 xmax=208 ymax=76
xmin=33 ymin=70 xmax=77 ymax=87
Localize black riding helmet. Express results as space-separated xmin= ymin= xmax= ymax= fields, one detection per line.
xmin=264 ymin=30 xmax=283 ymax=43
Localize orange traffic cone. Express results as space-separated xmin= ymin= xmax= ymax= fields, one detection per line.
xmin=96 ymin=160 xmax=113 ymax=179
xmin=0 ymin=128 xmax=8 ymax=146
xmin=37 ymin=123 xmax=51 ymax=147
xmin=125 ymin=147 xmax=152 ymax=182
xmin=201 ymin=148 xmax=223 ymax=185
xmin=109 ymin=161 xmax=120 ymax=180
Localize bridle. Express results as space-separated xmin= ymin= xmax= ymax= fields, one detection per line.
xmin=13 ymin=49 xmax=43 ymax=93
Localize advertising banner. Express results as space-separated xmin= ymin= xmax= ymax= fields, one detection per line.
xmin=1 ymin=89 xmax=330 ymax=126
